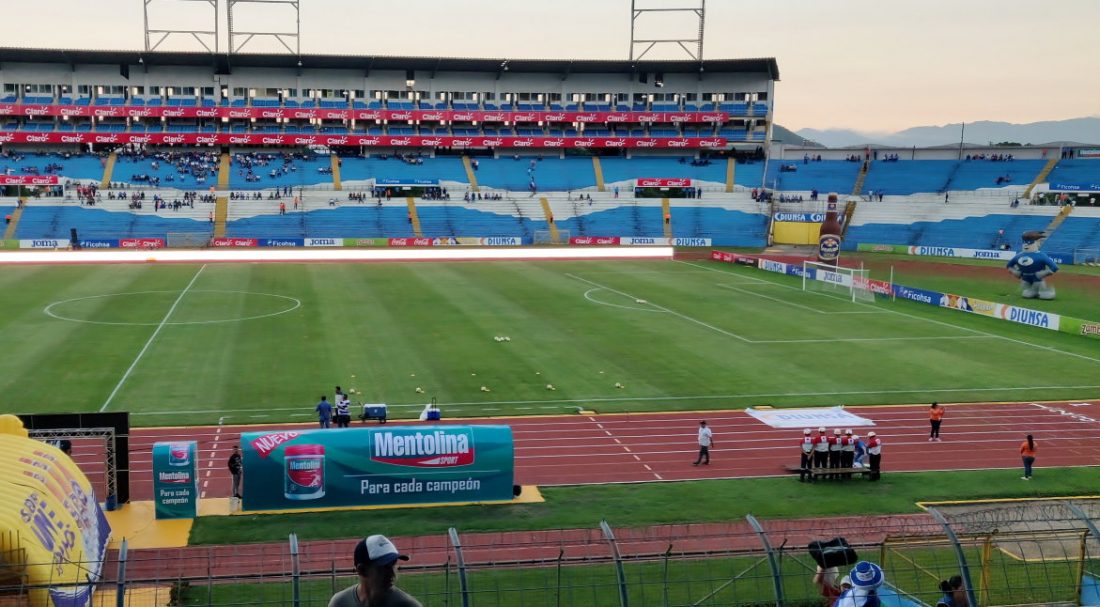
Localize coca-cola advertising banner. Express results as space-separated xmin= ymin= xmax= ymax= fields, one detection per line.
xmin=636 ymin=178 xmax=692 ymax=187
xmin=0 ymin=175 xmax=59 ymax=185
xmin=569 ymin=237 xmax=621 ymax=245
xmin=0 ymin=131 xmax=727 ymax=149
xmin=0 ymin=103 xmax=729 ymax=125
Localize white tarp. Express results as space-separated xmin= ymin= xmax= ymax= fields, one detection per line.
xmin=745 ymin=406 xmax=876 ymax=429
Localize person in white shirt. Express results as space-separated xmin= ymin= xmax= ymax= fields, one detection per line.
xmin=693 ymin=421 xmax=714 ymax=466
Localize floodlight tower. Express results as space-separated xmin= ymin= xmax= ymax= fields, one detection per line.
xmin=143 ymin=0 xmax=219 ymax=53
xmin=629 ymin=0 xmax=706 ymax=60
xmin=227 ymin=0 xmax=301 ymax=55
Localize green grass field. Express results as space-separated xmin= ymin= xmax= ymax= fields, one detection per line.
xmin=1 ymin=256 xmax=1098 ymax=426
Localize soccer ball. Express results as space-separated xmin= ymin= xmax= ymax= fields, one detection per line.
xmin=415 ymin=387 xmax=424 ymax=394
xmin=546 ymin=384 xmax=555 ymax=391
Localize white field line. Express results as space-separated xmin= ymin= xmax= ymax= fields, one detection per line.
xmin=100 ymin=264 xmax=207 ymax=412
xmin=677 ymin=260 xmax=1100 ymax=366
xmin=715 ymin=283 xmax=885 ymax=315
xmin=752 ymin=335 xmax=995 ymax=344
xmin=128 ymin=385 xmax=1100 ymax=416
xmin=566 ymin=272 xmax=752 ymax=342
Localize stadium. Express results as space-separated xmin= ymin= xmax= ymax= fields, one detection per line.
xmin=0 ymin=1 xmax=1099 ymax=606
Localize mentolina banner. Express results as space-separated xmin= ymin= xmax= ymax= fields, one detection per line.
xmin=240 ymin=425 xmax=514 ymax=511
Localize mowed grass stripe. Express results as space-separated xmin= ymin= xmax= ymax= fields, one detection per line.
xmin=1 ymin=260 xmax=1099 ymax=425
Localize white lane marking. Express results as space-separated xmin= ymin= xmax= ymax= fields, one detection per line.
xmin=100 ymin=264 xmax=207 ymax=412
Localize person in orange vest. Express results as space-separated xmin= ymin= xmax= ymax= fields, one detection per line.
xmin=279 ymin=202 xmax=286 ymax=215
xmin=929 ymin=402 xmax=945 ymax=442
xmin=4 ymin=213 xmax=11 ymax=225
xmin=1020 ymin=435 xmax=1037 ymax=480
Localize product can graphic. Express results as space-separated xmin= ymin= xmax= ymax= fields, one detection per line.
xmin=284 ymin=444 xmax=326 ymax=500
xmin=168 ymin=443 xmax=191 ymax=467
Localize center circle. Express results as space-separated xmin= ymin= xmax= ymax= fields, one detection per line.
xmin=44 ymin=290 xmax=302 ymax=326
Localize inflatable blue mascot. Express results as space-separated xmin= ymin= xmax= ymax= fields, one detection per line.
xmin=1007 ymin=230 xmax=1059 ymax=300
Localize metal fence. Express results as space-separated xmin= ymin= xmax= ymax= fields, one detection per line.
xmin=1 ymin=500 xmax=1098 ymax=606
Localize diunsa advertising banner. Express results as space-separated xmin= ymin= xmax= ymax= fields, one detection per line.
xmin=240 ymin=426 xmax=514 ymax=511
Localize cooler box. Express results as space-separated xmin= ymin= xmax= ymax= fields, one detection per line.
xmin=426 ymin=409 xmax=441 ymax=421
xmin=361 ymin=404 xmax=388 ymax=424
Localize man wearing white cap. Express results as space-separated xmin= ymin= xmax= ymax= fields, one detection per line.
xmin=329 ymin=535 xmax=422 ymax=607
xmin=799 ymin=429 xmax=814 ymax=483
xmin=841 ymin=429 xmax=855 ymax=470
xmin=813 ymin=427 xmax=829 ymax=475
xmin=834 ymin=561 xmax=884 ymax=607
xmin=828 ymin=429 xmax=843 ymax=480
xmin=867 ymin=432 xmax=883 ymax=481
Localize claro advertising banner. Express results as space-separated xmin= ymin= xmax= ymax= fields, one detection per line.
xmin=0 ymin=131 xmax=727 ymax=149
xmin=0 ymin=103 xmax=730 ymax=124
xmin=152 ymin=441 xmax=199 ymax=519
xmin=240 ymin=425 xmax=515 ymax=511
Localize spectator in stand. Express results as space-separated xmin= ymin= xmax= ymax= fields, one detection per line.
xmin=329 ymin=535 xmax=421 ymax=607
xmin=813 ymin=566 xmax=851 ymax=605
xmin=929 ymin=402 xmax=945 ymax=442
xmin=1020 ymin=434 xmax=1037 ymax=480
xmin=834 ymin=561 xmax=884 ymax=607
xmin=936 ymin=575 xmax=970 ymax=607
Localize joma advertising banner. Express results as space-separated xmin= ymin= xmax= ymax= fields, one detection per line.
xmin=152 ymin=441 xmax=198 ymax=519
xmin=240 ymin=426 xmax=514 ymax=511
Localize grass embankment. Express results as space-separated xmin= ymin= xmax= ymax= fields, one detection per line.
xmin=189 ymin=467 xmax=1100 ymax=545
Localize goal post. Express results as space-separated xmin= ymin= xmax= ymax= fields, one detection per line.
xmin=801 ymin=261 xmax=875 ymax=303
xmin=167 ymin=232 xmax=213 ymax=248
xmin=1074 ymin=248 xmax=1099 ymax=266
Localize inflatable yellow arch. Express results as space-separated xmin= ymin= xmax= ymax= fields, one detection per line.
xmin=0 ymin=414 xmax=111 ymax=607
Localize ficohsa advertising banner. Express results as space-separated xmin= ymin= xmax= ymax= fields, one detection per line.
xmin=241 ymin=426 xmax=514 ymax=511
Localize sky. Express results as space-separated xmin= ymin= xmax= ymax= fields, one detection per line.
xmin=5 ymin=0 xmax=1099 ymax=133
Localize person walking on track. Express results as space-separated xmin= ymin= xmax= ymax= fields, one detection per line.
xmin=929 ymin=402 xmax=945 ymax=442
xmin=693 ymin=421 xmax=713 ymax=466
xmin=800 ymin=428 xmax=814 ymax=482
xmin=227 ymin=446 xmax=243 ymax=499
xmin=1020 ymin=435 xmax=1037 ymax=480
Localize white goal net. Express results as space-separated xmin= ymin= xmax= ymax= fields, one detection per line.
xmin=533 ymin=229 xmax=569 ymax=245
xmin=802 ymin=261 xmax=875 ymax=303
xmin=1074 ymin=248 xmax=1099 ymax=266
xmin=167 ymin=232 xmax=212 ymax=248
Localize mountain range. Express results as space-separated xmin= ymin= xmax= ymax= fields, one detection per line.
xmin=779 ymin=117 xmax=1100 ymax=149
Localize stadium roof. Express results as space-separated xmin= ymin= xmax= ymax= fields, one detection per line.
xmin=0 ymin=47 xmax=779 ymax=79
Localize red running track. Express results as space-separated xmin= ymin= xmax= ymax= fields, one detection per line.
xmin=93 ymin=400 xmax=1100 ymax=502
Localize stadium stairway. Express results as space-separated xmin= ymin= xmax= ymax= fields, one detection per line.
xmin=100 ymin=152 xmax=117 ymax=189
xmin=331 ymin=155 xmax=342 ymax=191
xmin=218 ymin=153 xmax=231 ymax=190
xmin=1043 ymin=203 xmax=1074 ymax=235
xmin=213 ymin=196 xmax=228 ymax=238
xmin=406 ymin=197 xmax=423 ymax=237
xmin=1025 ymin=156 xmax=1059 ymax=198
xmin=726 ymin=158 xmax=735 ymax=193
xmin=462 ymin=156 xmax=480 ymax=191
xmin=841 ymin=199 xmax=857 ymax=239
xmin=3 ymin=204 xmax=24 ymax=240
xmin=662 ymin=198 xmax=673 ymax=238
xmin=852 ymin=161 xmax=868 ymax=196
xmin=592 ymin=157 xmax=605 ymax=192
xmin=539 ymin=197 xmax=561 ymax=243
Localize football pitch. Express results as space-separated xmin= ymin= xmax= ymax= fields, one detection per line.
xmin=1 ymin=257 xmax=1098 ymax=426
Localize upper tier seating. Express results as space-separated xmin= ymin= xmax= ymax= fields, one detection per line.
xmin=765 ymin=160 xmax=860 ymax=193
xmin=862 ymin=160 xmax=958 ymax=195
xmin=338 ymin=157 xmax=468 ymax=184
xmin=948 ymin=159 xmax=1045 ymax=190
xmin=600 ymin=157 xmax=728 ymax=186
xmin=1047 ymin=159 xmax=1100 ymax=184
